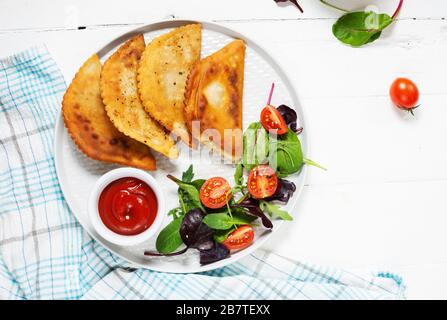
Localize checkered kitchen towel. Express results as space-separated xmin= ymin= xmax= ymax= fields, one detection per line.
xmin=0 ymin=46 xmax=406 ymax=300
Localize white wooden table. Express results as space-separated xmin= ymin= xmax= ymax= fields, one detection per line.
xmin=1 ymin=0 xmax=446 ymax=299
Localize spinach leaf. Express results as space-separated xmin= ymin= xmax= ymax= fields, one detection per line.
xmin=203 ymin=212 xmax=255 ymax=230
xmin=332 ymin=11 xmax=393 ymax=47
xmin=269 ymin=129 xmax=304 ymax=178
xmin=260 ymin=201 xmax=294 ymax=221
xmin=155 ymin=218 xmax=184 ymax=254
xmin=242 ymin=122 xmax=269 ymax=171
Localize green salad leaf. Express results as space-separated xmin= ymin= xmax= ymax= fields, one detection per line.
xmin=234 ymin=163 xmax=244 ymax=186
xmin=177 ymin=182 xmax=205 ymax=213
xmin=190 ymin=179 xmax=206 ymax=190
xmin=214 ymin=227 xmax=236 ymax=243
xmin=269 ymin=129 xmax=304 ymax=178
xmin=167 ymin=207 xmax=183 ymax=220
xmin=332 ymin=11 xmax=393 ymax=47
xmin=155 ymin=218 xmax=184 ymax=254
xmin=242 ymin=122 xmax=269 ymax=171
xmin=260 ymin=201 xmax=293 ymax=221
xmin=203 ymin=212 xmax=256 ymax=230
xmin=181 ymin=165 xmax=195 ymax=182
xmin=168 ymin=166 xmax=206 ymax=214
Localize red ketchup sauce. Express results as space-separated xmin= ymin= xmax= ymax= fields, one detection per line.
xmin=98 ymin=177 xmax=157 ymax=236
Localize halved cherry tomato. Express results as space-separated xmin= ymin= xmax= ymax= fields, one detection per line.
xmin=390 ymin=78 xmax=420 ymax=113
xmin=260 ymin=105 xmax=288 ymax=135
xmin=199 ymin=177 xmax=232 ymax=209
xmin=223 ymin=225 xmax=254 ymax=250
xmin=247 ymin=165 xmax=278 ymax=199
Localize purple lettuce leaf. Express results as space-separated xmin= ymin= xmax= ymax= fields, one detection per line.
xmin=274 ymin=0 xmax=304 ymax=13
xmin=180 ymin=209 xmax=214 ymax=251
xmin=233 ymin=198 xmax=273 ymax=229
xmin=277 ymin=104 xmax=302 ymax=134
xmin=200 ymin=242 xmax=230 ymax=265
xmin=266 ymin=178 xmax=296 ymax=203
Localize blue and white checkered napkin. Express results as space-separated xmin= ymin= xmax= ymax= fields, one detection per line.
xmin=0 ymin=46 xmax=406 ymax=300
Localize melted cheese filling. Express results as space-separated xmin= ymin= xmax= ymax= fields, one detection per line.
xmin=204 ymin=81 xmax=225 ymax=108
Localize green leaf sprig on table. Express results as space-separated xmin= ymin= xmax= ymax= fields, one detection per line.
xmin=332 ymin=11 xmax=393 ymax=47
xmin=328 ymin=0 xmax=404 ymax=47
xmin=274 ymin=0 xmax=404 ymax=47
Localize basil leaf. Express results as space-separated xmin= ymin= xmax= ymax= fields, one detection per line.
xmin=156 ymin=218 xmax=184 ymax=254
xmin=332 ymin=11 xmax=393 ymax=47
xmin=260 ymin=201 xmax=293 ymax=221
xmin=269 ymin=129 xmax=304 ymax=178
xmin=203 ymin=213 xmax=254 ymax=230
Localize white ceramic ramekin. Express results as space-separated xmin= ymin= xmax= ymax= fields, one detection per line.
xmin=88 ymin=167 xmax=165 ymax=246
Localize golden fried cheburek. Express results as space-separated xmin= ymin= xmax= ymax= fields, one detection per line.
xmin=184 ymin=39 xmax=246 ymax=161
xmin=138 ymin=24 xmax=202 ymax=145
xmin=101 ymin=35 xmax=178 ymax=158
xmin=62 ymin=54 xmax=156 ymax=170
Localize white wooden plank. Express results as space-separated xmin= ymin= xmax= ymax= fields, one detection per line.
xmin=0 ymin=0 xmax=446 ymax=31
xmin=264 ymin=179 xmax=447 ymax=269
xmin=303 ymin=94 xmax=447 ymax=185
xmin=0 ymin=20 xmax=445 ymax=185
xmin=225 ymin=19 xmax=447 ymax=98
xmin=1 ymin=19 xmax=446 ymax=98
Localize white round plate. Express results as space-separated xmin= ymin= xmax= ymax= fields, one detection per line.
xmin=54 ymin=19 xmax=308 ymax=273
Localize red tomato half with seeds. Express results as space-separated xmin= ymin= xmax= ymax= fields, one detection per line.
xmin=223 ymin=225 xmax=254 ymax=250
xmin=260 ymin=105 xmax=288 ymax=135
xmin=199 ymin=177 xmax=232 ymax=209
xmin=247 ymin=165 xmax=278 ymax=199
